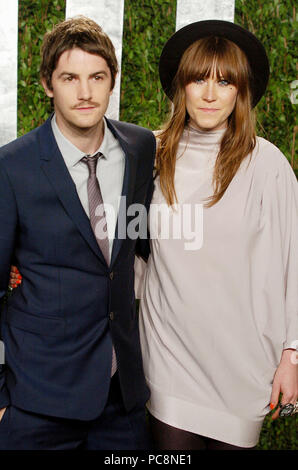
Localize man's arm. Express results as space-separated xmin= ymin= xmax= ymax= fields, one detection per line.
xmin=135 ymin=131 xmax=156 ymax=262
xmin=135 ymin=174 xmax=154 ymax=262
xmin=0 ymin=159 xmax=18 ymax=409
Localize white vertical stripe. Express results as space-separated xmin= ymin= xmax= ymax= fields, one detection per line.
xmin=176 ymin=0 xmax=235 ymax=31
xmin=65 ymin=0 xmax=125 ymax=120
xmin=0 ymin=0 xmax=18 ymax=146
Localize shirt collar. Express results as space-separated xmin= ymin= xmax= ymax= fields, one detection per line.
xmin=51 ymin=114 xmax=109 ymax=169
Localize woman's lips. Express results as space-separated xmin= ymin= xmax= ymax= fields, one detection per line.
xmin=199 ymin=108 xmax=219 ymax=113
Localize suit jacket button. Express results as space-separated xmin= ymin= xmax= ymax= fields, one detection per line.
xmin=109 ymin=272 xmax=114 ymax=280
xmin=109 ymin=311 xmax=114 ymax=320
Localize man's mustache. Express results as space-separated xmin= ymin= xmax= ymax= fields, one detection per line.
xmin=72 ymin=102 xmax=99 ymax=109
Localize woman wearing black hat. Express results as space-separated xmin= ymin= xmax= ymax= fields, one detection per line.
xmin=136 ymin=20 xmax=298 ymax=450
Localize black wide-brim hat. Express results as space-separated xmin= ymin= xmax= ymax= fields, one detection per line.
xmin=159 ymin=20 xmax=270 ymax=108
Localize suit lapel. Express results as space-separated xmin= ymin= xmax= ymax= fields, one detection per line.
xmin=37 ymin=116 xmax=138 ymax=268
xmin=38 ymin=117 xmax=107 ymax=265
xmin=106 ymin=119 xmax=137 ymax=266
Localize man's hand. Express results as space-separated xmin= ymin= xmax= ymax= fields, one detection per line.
xmin=0 ymin=407 xmax=7 ymax=422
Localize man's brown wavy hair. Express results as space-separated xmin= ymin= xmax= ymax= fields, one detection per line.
xmin=156 ymin=36 xmax=256 ymax=207
xmin=40 ymin=16 xmax=118 ymax=90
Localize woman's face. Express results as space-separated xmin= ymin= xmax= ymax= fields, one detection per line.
xmin=185 ymin=74 xmax=238 ymax=132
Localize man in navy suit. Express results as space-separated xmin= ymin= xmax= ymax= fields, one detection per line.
xmin=0 ymin=16 xmax=155 ymax=450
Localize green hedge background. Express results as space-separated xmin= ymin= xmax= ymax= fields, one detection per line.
xmin=17 ymin=0 xmax=297 ymax=450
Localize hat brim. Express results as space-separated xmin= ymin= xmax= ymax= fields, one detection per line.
xmin=159 ymin=20 xmax=269 ymax=107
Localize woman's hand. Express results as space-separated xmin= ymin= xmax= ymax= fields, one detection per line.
xmin=270 ymin=349 xmax=298 ymax=419
xmin=9 ymin=265 xmax=22 ymax=289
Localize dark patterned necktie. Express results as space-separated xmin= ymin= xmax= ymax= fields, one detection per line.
xmin=81 ymin=153 xmax=110 ymax=265
xmin=82 ymin=152 xmax=117 ymax=376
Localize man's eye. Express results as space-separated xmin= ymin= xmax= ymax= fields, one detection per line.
xmin=65 ymin=76 xmax=74 ymax=81
xmin=94 ymin=75 xmax=103 ymax=80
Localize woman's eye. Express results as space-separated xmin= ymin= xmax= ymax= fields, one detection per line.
xmin=218 ymin=79 xmax=229 ymax=86
xmin=195 ymin=79 xmax=205 ymax=84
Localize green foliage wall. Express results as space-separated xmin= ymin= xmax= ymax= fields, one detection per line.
xmin=18 ymin=0 xmax=297 ymax=174
xmin=16 ymin=0 xmax=297 ymax=450
xmin=120 ymin=0 xmax=176 ymax=129
xmin=235 ymin=0 xmax=297 ymax=173
xmin=18 ymin=0 xmax=64 ymax=132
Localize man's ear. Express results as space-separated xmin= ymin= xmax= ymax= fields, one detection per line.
xmin=41 ymin=78 xmax=54 ymax=98
xmin=109 ymin=81 xmax=115 ymax=96
xmin=109 ymin=72 xmax=117 ymax=96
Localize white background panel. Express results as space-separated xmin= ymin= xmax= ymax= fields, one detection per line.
xmin=0 ymin=1 xmax=18 ymax=145
xmin=176 ymin=0 xmax=235 ymax=31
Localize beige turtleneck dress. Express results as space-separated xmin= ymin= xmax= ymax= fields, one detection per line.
xmin=135 ymin=125 xmax=298 ymax=447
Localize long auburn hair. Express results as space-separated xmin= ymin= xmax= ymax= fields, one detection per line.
xmin=156 ymin=36 xmax=257 ymax=207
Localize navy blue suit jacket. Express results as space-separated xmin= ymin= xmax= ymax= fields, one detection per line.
xmin=0 ymin=116 xmax=155 ymax=420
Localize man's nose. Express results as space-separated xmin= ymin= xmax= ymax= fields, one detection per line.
xmin=77 ymin=79 xmax=92 ymax=101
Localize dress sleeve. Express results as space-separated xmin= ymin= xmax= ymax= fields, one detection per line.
xmin=261 ymin=155 xmax=298 ymax=350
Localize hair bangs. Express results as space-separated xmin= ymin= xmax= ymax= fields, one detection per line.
xmin=176 ymin=37 xmax=251 ymax=91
